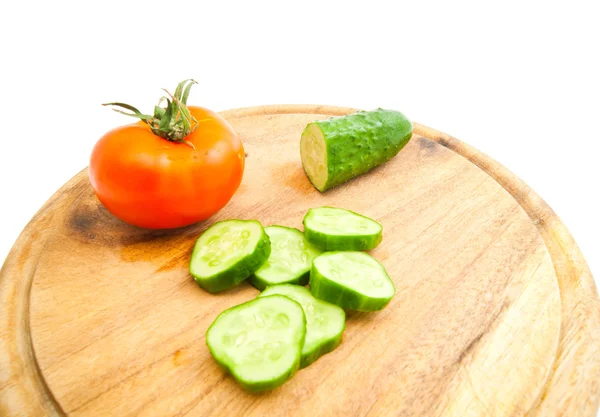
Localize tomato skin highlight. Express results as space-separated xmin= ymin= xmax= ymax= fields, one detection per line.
xmin=89 ymin=106 xmax=245 ymax=229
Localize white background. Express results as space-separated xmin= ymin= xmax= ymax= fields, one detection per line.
xmin=1 ymin=0 xmax=599 ymax=412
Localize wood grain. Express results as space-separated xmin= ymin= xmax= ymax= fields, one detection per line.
xmin=0 ymin=105 xmax=598 ymax=417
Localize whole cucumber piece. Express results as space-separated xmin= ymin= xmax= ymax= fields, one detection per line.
xmin=300 ymin=109 xmax=413 ymax=192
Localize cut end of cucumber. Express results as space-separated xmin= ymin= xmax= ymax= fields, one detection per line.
xmin=300 ymin=124 xmax=328 ymax=192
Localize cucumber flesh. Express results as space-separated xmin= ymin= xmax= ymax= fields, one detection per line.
xmin=206 ymin=295 xmax=306 ymax=392
xmin=260 ymin=284 xmax=345 ymax=368
xmin=251 ymin=226 xmax=322 ymax=290
xmin=300 ymin=124 xmax=328 ymax=190
xmin=190 ymin=220 xmax=271 ymax=293
xmin=310 ymin=251 xmax=395 ymax=311
xmin=303 ymin=207 xmax=382 ymax=251
xmin=300 ymin=109 xmax=413 ymax=192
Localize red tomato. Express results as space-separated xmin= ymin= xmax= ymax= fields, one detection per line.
xmin=89 ymin=106 xmax=244 ymax=229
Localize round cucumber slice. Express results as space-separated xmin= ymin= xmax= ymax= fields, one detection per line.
xmin=303 ymin=207 xmax=383 ymax=251
xmin=190 ymin=220 xmax=271 ymax=293
xmin=260 ymin=284 xmax=345 ymax=368
xmin=206 ymin=295 xmax=306 ymax=392
xmin=250 ymin=226 xmax=322 ymax=291
xmin=310 ymin=251 xmax=395 ymax=311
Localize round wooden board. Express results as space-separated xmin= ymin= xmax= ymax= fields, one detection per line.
xmin=1 ymin=105 xmax=599 ymax=417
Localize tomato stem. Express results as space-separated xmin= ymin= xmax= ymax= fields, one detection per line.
xmin=103 ymin=79 xmax=199 ymax=145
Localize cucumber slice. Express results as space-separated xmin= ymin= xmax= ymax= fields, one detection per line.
xmin=206 ymin=295 xmax=306 ymax=392
xmin=260 ymin=285 xmax=345 ymax=368
xmin=300 ymin=109 xmax=413 ymax=192
xmin=250 ymin=226 xmax=322 ymax=290
xmin=303 ymin=207 xmax=383 ymax=251
xmin=190 ymin=220 xmax=271 ymax=293
xmin=310 ymin=251 xmax=395 ymax=311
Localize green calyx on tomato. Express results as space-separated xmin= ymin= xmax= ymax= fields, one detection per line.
xmin=103 ymin=79 xmax=199 ymax=147
xmin=90 ymin=79 xmax=245 ymax=230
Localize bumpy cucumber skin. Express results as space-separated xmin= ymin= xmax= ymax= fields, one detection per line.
xmin=303 ymin=109 xmax=413 ymax=192
xmin=206 ymin=295 xmax=306 ymax=392
xmin=303 ymin=207 xmax=383 ymax=251
xmin=259 ymin=284 xmax=345 ymax=368
xmin=190 ymin=221 xmax=271 ymax=293
xmin=250 ymin=226 xmax=320 ymax=291
xmin=309 ymin=261 xmax=394 ymax=312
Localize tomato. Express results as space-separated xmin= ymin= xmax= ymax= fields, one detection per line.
xmin=89 ymin=105 xmax=244 ymax=229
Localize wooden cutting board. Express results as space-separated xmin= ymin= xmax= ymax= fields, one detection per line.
xmin=1 ymin=105 xmax=599 ymax=417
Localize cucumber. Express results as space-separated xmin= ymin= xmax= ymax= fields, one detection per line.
xmin=250 ymin=226 xmax=322 ymax=290
xmin=303 ymin=206 xmax=382 ymax=251
xmin=310 ymin=251 xmax=395 ymax=311
xmin=300 ymin=109 xmax=413 ymax=192
xmin=260 ymin=284 xmax=345 ymax=368
xmin=190 ymin=220 xmax=271 ymax=293
xmin=206 ymin=295 xmax=306 ymax=392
